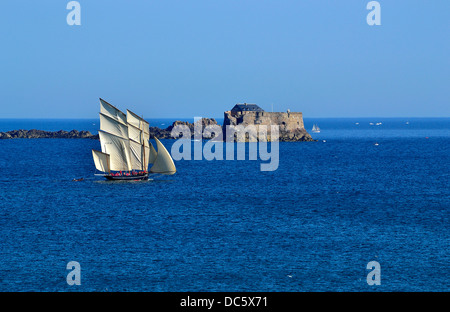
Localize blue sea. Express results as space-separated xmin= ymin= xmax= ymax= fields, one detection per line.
xmin=0 ymin=118 xmax=448 ymax=292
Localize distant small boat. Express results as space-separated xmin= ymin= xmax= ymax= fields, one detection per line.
xmin=312 ymin=124 xmax=320 ymax=133
xmin=374 ymin=142 xmax=379 ymax=146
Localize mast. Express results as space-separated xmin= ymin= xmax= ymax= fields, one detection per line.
xmin=142 ymin=118 xmax=146 ymax=172
xmin=126 ymin=109 xmax=150 ymax=172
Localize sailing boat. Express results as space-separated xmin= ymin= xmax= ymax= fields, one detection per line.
xmin=92 ymin=98 xmax=176 ymax=180
xmin=312 ymin=124 xmax=321 ymax=133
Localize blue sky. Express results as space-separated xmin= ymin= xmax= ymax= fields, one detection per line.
xmin=0 ymin=0 xmax=449 ymax=118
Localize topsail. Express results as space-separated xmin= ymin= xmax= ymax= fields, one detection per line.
xmin=100 ymin=98 xmax=127 ymax=126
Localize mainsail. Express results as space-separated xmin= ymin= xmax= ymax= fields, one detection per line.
xmin=129 ymin=139 xmax=144 ymax=170
xmin=92 ymin=99 xmax=176 ymax=176
xmin=100 ymin=113 xmax=129 ymax=139
xmin=99 ymin=130 xmax=132 ymax=171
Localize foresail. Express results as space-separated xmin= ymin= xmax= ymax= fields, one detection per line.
xmin=150 ymin=138 xmax=176 ymax=175
xmin=99 ymin=130 xmax=132 ymax=171
xmin=100 ymin=113 xmax=129 ymax=139
xmin=100 ymin=98 xmax=127 ymax=125
xmin=92 ymin=150 xmax=110 ymax=173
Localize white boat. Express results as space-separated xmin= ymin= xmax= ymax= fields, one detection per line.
xmin=312 ymin=124 xmax=321 ymax=133
xmin=92 ymin=98 xmax=176 ymax=180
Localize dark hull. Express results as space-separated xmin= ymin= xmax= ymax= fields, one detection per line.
xmin=104 ymin=174 xmax=149 ymax=181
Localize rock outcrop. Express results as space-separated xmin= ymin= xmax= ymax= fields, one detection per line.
xmin=0 ymin=129 xmax=96 ymax=139
xmin=0 ymin=114 xmax=314 ymax=142
xmin=0 ymin=119 xmax=219 ymax=140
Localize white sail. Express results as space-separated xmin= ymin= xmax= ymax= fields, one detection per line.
xmin=92 ymin=150 xmax=110 ymax=173
xmin=127 ymin=109 xmax=151 ymax=170
xmin=100 ymin=98 xmax=127 ymax=125
xmin=150 ymin=138 xmax=176 ymax=175
xmin=100 ymin=113 xmax=129 ymax=139
xmin=127 ymin=109 xmax=150 ymax=143
xmin=127 ymin=110 xmax=149 ymax=132
xmin=99 ymin=130 xmax=132 ymax=171
xmin=148 ymin=141 xmax=157 ymax=165
xmin=128 ymin=123 xmax=143 ymax=143
xmin=129 ymin=139 xmax=144 ymax=171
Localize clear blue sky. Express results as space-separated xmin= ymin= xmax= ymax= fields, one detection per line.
xmin=0 ymin=0 xmax=449 ymax=118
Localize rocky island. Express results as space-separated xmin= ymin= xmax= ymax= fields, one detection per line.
xmin=223 ymin=103 xmax=314 ymax=142
xmin=0 ymin=129 xmax=95 ymax=139
xmin=0 ymin=104 xmax=315 ymax=142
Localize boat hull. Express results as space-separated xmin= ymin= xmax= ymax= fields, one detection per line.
xmin=104 ymin=174 xmax=149 ymax=181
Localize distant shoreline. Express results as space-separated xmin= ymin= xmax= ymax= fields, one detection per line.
xmin=0 ymin=118 xmax=315 ymax=142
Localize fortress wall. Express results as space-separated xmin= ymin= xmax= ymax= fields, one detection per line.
xmin=224 ymin=111 xmax=305 ymax=131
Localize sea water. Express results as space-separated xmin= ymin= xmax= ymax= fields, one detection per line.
xmin=0 ymin=118 xmax=448 ymax=291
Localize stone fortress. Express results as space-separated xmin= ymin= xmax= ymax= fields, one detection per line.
xmin=0 ymin=103 xmax=315 ymax=142
xmin=223 ymin=103 xmax=314 ymax=142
